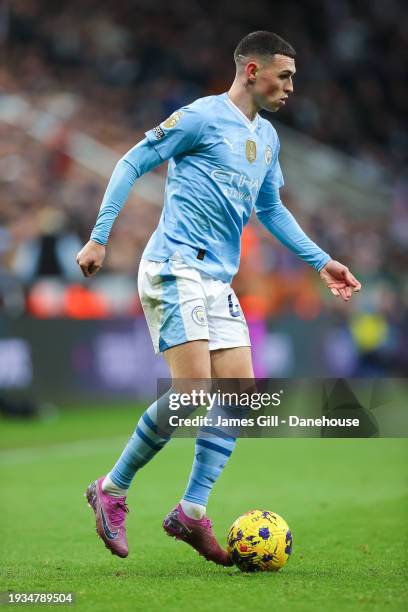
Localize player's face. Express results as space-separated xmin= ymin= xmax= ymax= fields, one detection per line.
xmin=252 ymin=55 xmax=296 ymax=112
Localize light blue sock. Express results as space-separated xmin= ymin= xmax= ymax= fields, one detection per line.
xmin=183 ymin=425 xmax=237 ymax=507
xmin=108 ymin=392 xmax=173 ymax=489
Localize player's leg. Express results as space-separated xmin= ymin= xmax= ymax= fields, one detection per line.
xmin=163 ymin=346 xmax=254 ymax=565
xmin=181 ymin=346 xmax=254 ymax=516
xmin=105 ymin=340 xmax=210 ymax=489
xmin=104 ymin=257 xmax=211 ymax=495
xmin=86 ymin=341 xmax=210 ymax=556
xmin=164 ymin=275 xmax=253 ymax=565
xmin=180 ymin=277 xmax=254 ymax=515
xmin=210 ymin=345 xmax=255 ymax=379
xmin=163 ymin=280 xmax=254 ymax=564
xmin=104 ymin=341 xmax=210 ymax=494
xmin=164 ymin=339 xmax=211 ymax=378
xmin=86 ymin=259 xmax=210 ymax=558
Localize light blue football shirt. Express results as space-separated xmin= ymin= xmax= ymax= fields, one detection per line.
xmin=91 ymin=93 xmax=330 ymax=281
xmin=143 ymin=93 xmax=284 ymax=282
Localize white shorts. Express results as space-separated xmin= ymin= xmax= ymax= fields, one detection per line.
xmin=138 ymin=258 xmax=251 ymax=354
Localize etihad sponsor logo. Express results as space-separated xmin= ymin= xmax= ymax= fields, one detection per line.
xmin=210 ymin=169 xmax=261 ymax=193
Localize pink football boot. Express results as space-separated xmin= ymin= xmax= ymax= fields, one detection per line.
xmin=85 ymin=476 xmax=129 ymax=558
xmin=163 ymin=503 xmax=232 ymax=566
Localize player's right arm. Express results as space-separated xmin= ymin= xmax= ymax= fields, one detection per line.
xmin=76 ymin=104 xmax=205 ymax=277
xmin=76 ymin=139 xmax=162 ymax=277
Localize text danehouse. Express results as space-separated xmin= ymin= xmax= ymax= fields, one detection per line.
xmin=167 ymin=415 xmax=360 ymax=428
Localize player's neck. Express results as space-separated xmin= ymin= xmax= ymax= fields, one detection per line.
xmin=227 ymin=83 xmax=259 ymax=122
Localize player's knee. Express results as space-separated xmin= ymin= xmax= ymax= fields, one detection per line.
xmin=165 ymin=340 xmax=211 ymax=380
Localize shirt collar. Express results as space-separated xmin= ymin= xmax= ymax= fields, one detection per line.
xmin=222 ymin=93 xmax=259 ymax=133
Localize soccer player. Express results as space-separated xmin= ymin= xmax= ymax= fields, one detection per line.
xmin=77 ymin=31 xmax=361 ymax=565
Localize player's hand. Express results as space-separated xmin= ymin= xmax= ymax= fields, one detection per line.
xmin=76 ymin=240 xmax=106 ymax=278
xmin=319 ymin=259 xmax=361 ymax=302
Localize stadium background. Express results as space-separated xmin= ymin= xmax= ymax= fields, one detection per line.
xmin=0 ymin=0 xmax=407 ymax=405
xmin=0 ymin=2 xmax=407 ymax=611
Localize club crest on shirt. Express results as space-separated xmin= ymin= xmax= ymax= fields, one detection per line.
xmin=191 ymin=305 xmax=207 ymax=327
xmin=245 ymin=139 xmax=257 ymax=163
xmin=162 ymin=111 xmax=183 ymax=129
xmin=265 ymin=145 xmax=272 ymax=165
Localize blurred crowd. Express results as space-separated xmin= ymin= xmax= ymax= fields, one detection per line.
xmin=0 ymin=0 xmax=407 ymax=376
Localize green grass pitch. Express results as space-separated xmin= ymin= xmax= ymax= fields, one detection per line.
xmin=1 ymin=404 xmax=407 ymax=611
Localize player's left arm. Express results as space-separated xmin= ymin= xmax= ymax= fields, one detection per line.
xmin=255 ymin=139 xmax=361 ymax=302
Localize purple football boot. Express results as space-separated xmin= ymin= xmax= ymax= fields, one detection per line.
xmin=85 ymin=476 xmax=129 ymax=558
xmin=163 ymin=503 xmax=232 ymax=566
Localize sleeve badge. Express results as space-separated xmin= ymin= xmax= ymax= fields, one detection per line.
xmin=162 ymin=110 xmax=183 ymax=129
xmin=152 ymin=126 xmax=165 ymax=140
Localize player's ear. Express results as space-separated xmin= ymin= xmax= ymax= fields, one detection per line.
xmin=246 ymin=62 xmax=258 ymax=83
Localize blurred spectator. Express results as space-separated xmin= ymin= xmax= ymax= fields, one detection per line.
xmin=0 ymin=0 xmax=406 ymax=375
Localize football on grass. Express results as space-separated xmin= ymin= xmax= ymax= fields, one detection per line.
xmin=227 ymin=510 xmax=293 ymax=572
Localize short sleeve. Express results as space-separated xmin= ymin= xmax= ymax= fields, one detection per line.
xmin=255 ymin=136 xmax=285 ymax=214
xmin=145 ymin=103 xmax=204 ymax=161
